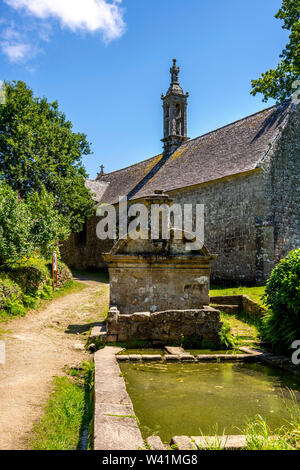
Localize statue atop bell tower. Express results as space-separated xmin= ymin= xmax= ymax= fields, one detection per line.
xmin=161 ymin=59 xmax=189 ymax=155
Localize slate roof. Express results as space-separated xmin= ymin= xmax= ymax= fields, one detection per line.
xmin=87 ymin=101 xmax=291 ymax=204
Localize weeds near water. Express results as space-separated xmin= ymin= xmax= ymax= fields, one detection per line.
xmin=245 ymin=391 xmax=300 ymax=450
xmin=219 ymin=322 xmax=237 ymax=349
xmin=195 ymin=425 xmax=227 ymax=450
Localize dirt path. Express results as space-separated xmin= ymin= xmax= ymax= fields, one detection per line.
xmin=0 ymin=274 xmax=109 ymax=450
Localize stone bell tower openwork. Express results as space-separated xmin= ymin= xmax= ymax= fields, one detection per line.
xmin=161 ymin=59 xmax=189 ymax=155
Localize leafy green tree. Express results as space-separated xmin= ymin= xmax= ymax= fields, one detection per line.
xmin=263 ymin=249 xmax=300 ymax=352
xmin=0 ymin=81 xmax=94 ymax=232
xmin=0 ymin=181 xmax=33 ymax=265
xmin=27 ymin=189 xmax=71 ymax=258
xmin=251 ymin=0 xmax=300 ymax=102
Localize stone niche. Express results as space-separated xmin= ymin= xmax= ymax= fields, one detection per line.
xmin=103 ymin=191 xmax=222 ymax=344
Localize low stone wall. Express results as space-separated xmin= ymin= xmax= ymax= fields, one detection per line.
xmin=94 ymin=347 xmax=144 ymax=450
xmin=241 ymin=295 xmax=267 ymax=319
xmin=117 ymin=351 xmax=260 ymax=363
xmin=210 ymin=295 xmax=266 ymax=319
xmin=106 ymin=306 xmax=222 ymax=344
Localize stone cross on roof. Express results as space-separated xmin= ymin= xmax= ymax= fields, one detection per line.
xmin=170 ymin=59 xmax=179 ymax=84
xmin=96 ymin=165 xmax=105 ymax=180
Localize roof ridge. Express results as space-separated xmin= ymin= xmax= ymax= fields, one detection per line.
xmin=96 ymin=102 xmax=288 ymax=181
xmin=185 ymin=102 xmax=289 ymax=146
xmin=99 ymin=152 xmax=162 ymax=179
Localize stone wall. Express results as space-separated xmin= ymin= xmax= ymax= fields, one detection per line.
xmin=107 ymin=262 xmax=211 ymax=315
xmin=106 ymin=307 xmax=222 ymax=344
xmin=210 ymin=295 xmax=267 ymax=320
xmin=170 ymin=171 xmax=271 ymax=284
xmin=265 ymin=104 xmax=300 ymax=263
xmin=61 ymin=215 xmax=114 ymax=270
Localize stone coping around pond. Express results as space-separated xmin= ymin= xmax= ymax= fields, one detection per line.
xmin=94 ymin=346 xmax=145 ymax=450
xmin=116 ymin=348 xmax=261 ymax=363
xmin=171 ymin=435 xmax=247 ymax=450
xmin=240 ymin=346 xmax=300 ymax=377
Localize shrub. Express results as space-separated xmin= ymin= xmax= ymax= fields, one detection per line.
xmin=3 ymin=296 xmax=26 ymax=317
xmin=22 ymin=293 xmax=39 ymax=309
xmin=263 ymin=249 xmax=300 ymax=352
xmin=0 ymin=181 xmax=33 ymax=265
xmin=0 ymin=276 xmax=22 ymax=310
xmin=7 ymin=256 xmax=51 ymax=295
xmin=27 ymin=190 xmax=70 ymax=258
xmin=219 ymin=322 xmax=237 ymax=349
xmin=40 ymin=284 xmax=53 ymax=299
xmin=57 ymin=261 xmax=72 ymax=287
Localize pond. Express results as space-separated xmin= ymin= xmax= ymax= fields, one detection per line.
xmin=119 ymin=362 xmax=300 ymax=443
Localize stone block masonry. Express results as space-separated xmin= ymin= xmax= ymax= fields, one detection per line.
xmin=106 ymin=306 xmax=222 ymax=344
xmin=210 ymin=294 xmax=267 ymax=319
xmin=94 ymin=347 xmax=144 ymax=450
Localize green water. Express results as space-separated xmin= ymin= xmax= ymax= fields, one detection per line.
xmin=120 ymin=362 xmax=300 ymax=443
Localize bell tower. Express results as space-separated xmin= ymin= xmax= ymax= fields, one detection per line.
xmin=161 ymin=59 xmax=189 ymax=155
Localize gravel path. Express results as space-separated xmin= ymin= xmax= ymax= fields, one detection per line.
xmin=0 ymin=274 xmax=109 ymax=450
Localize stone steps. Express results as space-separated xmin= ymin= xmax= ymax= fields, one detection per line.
xmin=90 ymin=322 xmax=106 ymax=341
xmin=211 ymin=304 xmax=240 ymax=314
xmin=165 ymin=346 xmax=191 ymax=356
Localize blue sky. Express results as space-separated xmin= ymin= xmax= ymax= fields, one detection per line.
xmin=0 ymin=0 xmax=287 ymax=178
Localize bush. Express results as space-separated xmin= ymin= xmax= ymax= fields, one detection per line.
xmin=0 ymin=255 xmax=73 ymax=320
xmin=40 ymin=284 xmax=53 ymax=299
xmin=7 ymin=256 xmax=51 ymax=295
xmin=0 ymin=181 xmax=33 ymax=265
xmin=0 ymin=276 xmax=22 ymax=310
xmin=263 ymin=249 xmax=300 ymax=352
xmin=22 ymin=293 xmax=39 ymax=309
xmin=3 ymin=296 xmax=26 ymax=317
xmin=27 ymin=190 xmax=70 ymax=258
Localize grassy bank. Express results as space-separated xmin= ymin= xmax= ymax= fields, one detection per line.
xmin=30 ymin=362 xmax=94 ymax=450
xmin=210 ymin=285 xmax=266 ymax=306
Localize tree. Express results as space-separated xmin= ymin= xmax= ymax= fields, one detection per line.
xmin=0 ymin=181 xmax=33 ymax=265
xmin=0 ymin=81 xmax=95 ymax=232
xmin=27 ymin=189 xmax=70 ymax=258
xmin=263 ymin=249 xmax=300 ymax=352
xmin=251 ymin=0 xmax=300 ymax=102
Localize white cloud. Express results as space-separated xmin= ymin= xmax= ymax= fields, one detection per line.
xmin=5 ymin=0 xmax=125 ymax=41
xmin=1 ymin=41 xmax=31 ymax=62
xmin=0 ymin=23 xmax=40 ymax=62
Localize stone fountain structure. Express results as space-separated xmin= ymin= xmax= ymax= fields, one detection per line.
xmin=103 ymin=192 xmax=222 ymax=344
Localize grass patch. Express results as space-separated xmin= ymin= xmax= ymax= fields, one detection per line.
xmin=30 ymin=362 xmax=94 ymax=450
xmin=47 ymin=280 xmax=86 ymax=301
xmin=210 ymin=285 xmax=266 ymax=306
